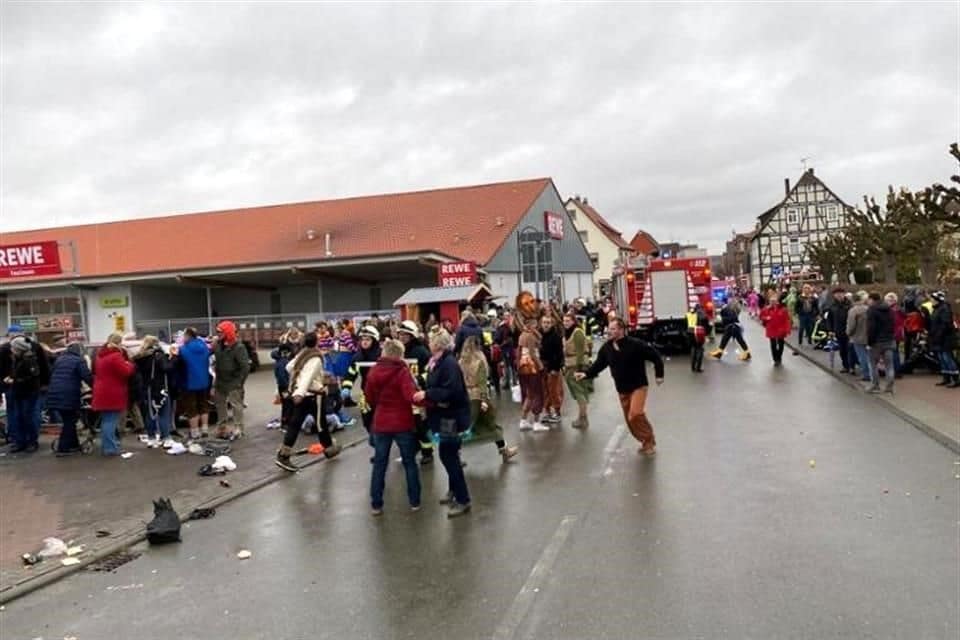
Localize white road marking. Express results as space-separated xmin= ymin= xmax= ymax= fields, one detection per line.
xmin=490 ymin=515 xmax=579 ymax=640
xmin=599 ymin=424 xmax=627 ymax=478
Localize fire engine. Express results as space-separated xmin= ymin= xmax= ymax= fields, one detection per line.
xmin=612 ymin=256 xmax=716 ymax=350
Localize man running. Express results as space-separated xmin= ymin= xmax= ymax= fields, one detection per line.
xmin=576 ymin=317 xmax=664 ymax=456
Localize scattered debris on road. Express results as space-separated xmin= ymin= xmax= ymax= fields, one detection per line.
xmin=237 ymin=550 xmax=252 ymax=560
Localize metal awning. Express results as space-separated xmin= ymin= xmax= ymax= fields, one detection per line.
xmin=393 ymin=284 xmax=494 ymax=306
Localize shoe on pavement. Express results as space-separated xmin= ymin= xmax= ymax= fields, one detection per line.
xmin=146 ymin=437 xmax=160 ymax=448
xmin=371 ymin=508 xmax=384 ymax=517
xmin=439 ymin=492 xmax=455 ymax=506
xmin=518 ymin=419 xmax=533 ymax=431
xmin=532 ymin=422 xmax=550 ymax=432
xmin=341 ymin=418 xmax=357 ymax=428
xmin=55 ymin=447 xmax=82 ymax=457
xmin=420 ymin=454 xmax=434 ymax=466
xmin=274 ymin=453 xmax=299 ymax=472
xmin=640 ymin=446 xmax=657 ymax=456
xmin=161 ymin=438 xmax=176 ymax=449
xmin=447 ymin=502 xmax=472 ymax=518
xmin=738 ymin=350 xmax=752 ymax=361
xmin=571 ymin=417 xmax=589 ymax=429
xmin=499 ymin=445 xmax=519 ymax=462
xmin=410 ymin=504 xmax=421 ymax=512
xmin=709 ymin=349 xmax=724 ymax=359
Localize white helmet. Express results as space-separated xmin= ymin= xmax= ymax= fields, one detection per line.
xmin=358 ymin=325 xmax=380 ymax=342
xmin=486 ymin=308 xmax=498 ymax=318
xmin=398 ymin=320 xmax=420 ymax=338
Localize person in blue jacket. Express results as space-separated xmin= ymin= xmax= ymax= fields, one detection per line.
xmin=46 ymin=342 xmax=93 ymax=456
xmin=175 ymin=327 xmax=212 ymax=440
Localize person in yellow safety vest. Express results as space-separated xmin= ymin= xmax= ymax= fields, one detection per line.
xmin=687 ymin=305 xmax=710 ymax=373
xmin=342 ymin=325 xmax=381 ymax=448
xmin=396 ymin=320 xmax=434 ymax=465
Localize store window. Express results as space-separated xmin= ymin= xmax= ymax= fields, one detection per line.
xmin=33 ymin=297 xmax=63 ymax=314
xmin=11 ymin=299 xmax=32 ymax=316
xmin=64 ymin=297 xmax=82 ymax=313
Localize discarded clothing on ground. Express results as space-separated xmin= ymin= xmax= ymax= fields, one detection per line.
xmin=146 ymin=497 xmax=181 ymax=545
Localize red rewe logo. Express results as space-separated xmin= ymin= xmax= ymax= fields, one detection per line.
xmin=0 ymin=241 xmax=62 ymax=278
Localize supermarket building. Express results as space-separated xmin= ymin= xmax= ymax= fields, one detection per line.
xmin=0 ymin=178 xmax=595 ymax=346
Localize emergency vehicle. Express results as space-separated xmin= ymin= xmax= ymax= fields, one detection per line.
xmin=612 ymin=256 xmax=715 ymax=350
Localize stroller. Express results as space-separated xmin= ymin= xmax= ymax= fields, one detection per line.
xmin=899 ymin=332 xmax=941 ymax=375
xmin=49 ymin=389 xmax=98 ymax=454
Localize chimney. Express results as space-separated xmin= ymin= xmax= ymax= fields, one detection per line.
xmin=808 ymin=167 xmax=814 ymax=176
xmin=784 ymin=178 xmax=791 ymax=196
xmin=324 ymin=232 xmax=333 ymax=257
xmin=583 ymin=196 xmax=589 ymax=205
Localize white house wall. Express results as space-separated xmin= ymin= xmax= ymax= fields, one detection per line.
xmin=564 ymin=200 xmax=623 ymax=286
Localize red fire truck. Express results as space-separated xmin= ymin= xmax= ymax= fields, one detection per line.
xmin=612 ymin=256 xmax=715 ymax=350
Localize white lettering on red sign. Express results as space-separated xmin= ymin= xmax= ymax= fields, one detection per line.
xmin=0 ymin=242 xmax=62 ymax=279
xmin=437 ymin=262 xmax=477 ymax=287
xmin=544 ymin=211 xmax=564 ymax=240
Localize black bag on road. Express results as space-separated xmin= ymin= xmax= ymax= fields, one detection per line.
xmin=146 ymin=497 xmax=181 ymax=544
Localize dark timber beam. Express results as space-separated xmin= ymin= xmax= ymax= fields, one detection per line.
xmin=176 ymin=275 xmax=276 ymax=292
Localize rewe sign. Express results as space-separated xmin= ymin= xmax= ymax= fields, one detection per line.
xmin=438 ymin=261 xmax=477 ymax=287
xmin=0 ymin=242 xmax=62 ymax=278
xmin=544 ymin=211 xmax=564 ymax=240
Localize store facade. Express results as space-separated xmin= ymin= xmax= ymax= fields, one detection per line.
xmin=1 ymin=177 xmax=596 ymax=346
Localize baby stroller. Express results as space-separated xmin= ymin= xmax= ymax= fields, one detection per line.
xmin=810 ymin=318 xmax=830 ymax=350
xmin=900 ymin=332 xmax=941 ymax=375
xmin=50 ymin=390 xmax=97 ymax=455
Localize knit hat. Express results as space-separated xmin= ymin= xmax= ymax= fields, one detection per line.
xmin=10 ymin=336 xmax=30 ymax=355
xmin=930 ymin=291 xmax=947 ymax=303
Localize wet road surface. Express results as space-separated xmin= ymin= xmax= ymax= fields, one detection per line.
xmin=2 ymin=332 xmax=958 ymax=639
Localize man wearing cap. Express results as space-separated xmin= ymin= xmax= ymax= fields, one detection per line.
xmin=0 ymin=326 xmax=51 ymax=452
xmin=397 ymin=320 xmax=434 ymax=465
xmin=928 ymin=291 xmax=959 ymax=388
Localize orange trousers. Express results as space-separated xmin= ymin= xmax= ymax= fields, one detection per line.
xmin=618 ymin=386 xmax=655 ymax=449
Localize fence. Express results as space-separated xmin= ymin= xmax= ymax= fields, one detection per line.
xmin=134 ymin=309 xmax=398 ymax=350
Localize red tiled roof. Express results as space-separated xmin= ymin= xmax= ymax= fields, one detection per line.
xmin=629 ymin=230 xmax=659 ymax=255
xmin=566 ymin=198 xmax=631 ymax=249
xmin=0 ymin=178 xmax=552 ymax=283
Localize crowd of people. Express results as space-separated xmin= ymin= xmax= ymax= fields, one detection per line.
xmin=728 ymin=283 xmax=960 ymax=391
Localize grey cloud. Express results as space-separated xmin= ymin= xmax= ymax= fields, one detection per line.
xmin=1 ymin=1 xmax=956 ymax=254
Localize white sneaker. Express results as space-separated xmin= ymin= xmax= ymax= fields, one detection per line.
xmin=161 ymin=438 xmax=175 ymax=449
xmin=532 ymin=422 xmax=550 ymax=432
xmin=518 ymin=419 xmax=533 ymax=431
xmin=146 ymin=437 xmax=160 ymax=448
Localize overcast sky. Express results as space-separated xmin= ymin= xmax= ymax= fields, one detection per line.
xmin=1 ymin=1 xmax=957 ymax=253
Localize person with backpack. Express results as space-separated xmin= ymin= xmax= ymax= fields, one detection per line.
xmin=47 ymin=342 xmax=93 ymax=456
xmin=134 ymin=336 xmax=176 ymax=449
xmin=91 ymin=333 xmax=136 ymax=456
xmin=3 ymin=332 xmax=52 ymax=453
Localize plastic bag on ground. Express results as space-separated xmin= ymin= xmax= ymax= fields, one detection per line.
xmin=37 ymin=537 xmax=68 ymax=558
xmin=211 ymin=455 xmax=237 ymax=472
xmin=510 ymin=384 xmax=522 ymax=404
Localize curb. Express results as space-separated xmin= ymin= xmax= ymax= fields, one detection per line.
xmin=785 ymin=337 xmax=960 ymax=455
xmin=0 ymin=434 xmax=369 ymax=605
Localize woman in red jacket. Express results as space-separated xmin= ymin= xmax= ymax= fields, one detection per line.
xmin=760 ymin=294 xmax=792 ymax=367
xmin=92 ymin=333 xmax=136 ymax=456
xmin=363 ymin=338 xmax=421 ymax=516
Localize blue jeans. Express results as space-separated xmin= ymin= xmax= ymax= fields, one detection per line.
xmin=853 ymin=344 xmax=872 ymax=381
xmin=438 ymin=434 xmax=470 ymax=506
xmin=99 ymin=410 xmax=122 ymax=456
xmin=10 ymin=392 xmax=40 ymax=449
xmin=938 ymin=350 xmax=960 ymax=376
xmin=370 ymin=431 xmax=421 ymax=510
xmin=144 ymin=400 xmax=172 ymax=440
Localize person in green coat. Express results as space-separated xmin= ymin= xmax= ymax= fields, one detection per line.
xmin=562 ymin=311 xmax=593 ymax=428
xmin=459 ymin=336 xmax=518 ymax=464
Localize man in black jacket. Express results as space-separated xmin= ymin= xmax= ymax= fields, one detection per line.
xmin=929 ymin=291 xmax=959 ymax=388
xmin=866 ymin=292 xmax=896 ymax=393
xmin=576 ymin=318 xmax=664 ymax=456
xmin=3 ymin=332 xmax=52 ymax=453
xmin=824 ymin=287 xmax=853 ymax=373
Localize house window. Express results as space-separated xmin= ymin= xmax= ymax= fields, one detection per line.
xmin=786 ymin=208 xmax=800 ymax=225
xmin=789 ymin=238 xmax=800 ymax=256
xmin=578 ymin=229 xmax=589 ymax=243
xmin=826 ymin=205 xmax=838 ymax=222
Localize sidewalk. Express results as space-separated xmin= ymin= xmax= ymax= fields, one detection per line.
xmin=784 ymin=331 xmax=960 ymax=453
xmin=0 ymin=370 xmax=369 ymax=599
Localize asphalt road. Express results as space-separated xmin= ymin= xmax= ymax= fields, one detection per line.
xmin=2 ymin=332 xmax=958 ymax=640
